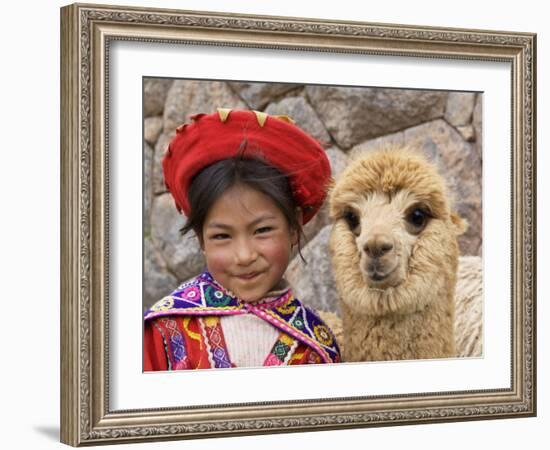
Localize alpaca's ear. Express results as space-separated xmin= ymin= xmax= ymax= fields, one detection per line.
xmin=326 ymin=176 xmax=336 ymax=194
xmin=325 ymin=177 xmax=337 ymax=221
xmin=450 ymin=212 xmax=468 ymax=235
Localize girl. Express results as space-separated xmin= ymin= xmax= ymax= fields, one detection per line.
xmin=144 ymin=108 xmax=340 ymax=371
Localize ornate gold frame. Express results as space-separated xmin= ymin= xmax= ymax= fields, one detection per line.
xmin=60 ymin=3 xmax=536 ymax=446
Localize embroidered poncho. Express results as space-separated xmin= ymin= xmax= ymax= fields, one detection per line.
xmin=144 ymin=271 xmax=341 ymax=371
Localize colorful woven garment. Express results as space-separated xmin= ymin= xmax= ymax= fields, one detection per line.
xmin=144 ymin=271 xmax=341 ymax=371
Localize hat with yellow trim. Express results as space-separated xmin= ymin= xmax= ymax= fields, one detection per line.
xmin=162 ymin=108 xmax=331 ymax=225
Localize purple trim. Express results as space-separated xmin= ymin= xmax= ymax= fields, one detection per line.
xmin=252 ymin=291 xmax=293 ymax=310
xmin=145 ymin=308 xmax=245 ymax=321
xmin=248 ymin=306 xmax=331 ymax=364
xmin=169 ymin=296 xmax=204 ymax=307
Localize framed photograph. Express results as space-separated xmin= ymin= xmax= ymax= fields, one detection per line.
xmin=60 ymin=3 xmax=536 ymax=446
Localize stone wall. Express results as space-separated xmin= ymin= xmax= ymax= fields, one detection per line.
xmin=143 ymin=78 xmax=482 ymax=312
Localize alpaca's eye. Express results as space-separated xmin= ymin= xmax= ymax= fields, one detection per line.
xmin=344 ymin=210 xmax=360 ymax=232
xmin=405 ymin=207 xmax=430 ymax=234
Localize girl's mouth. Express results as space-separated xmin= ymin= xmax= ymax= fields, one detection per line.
xmin=237 ymin=272 xmax=261 ymax=280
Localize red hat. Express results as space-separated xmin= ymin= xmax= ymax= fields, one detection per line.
xmin=162 ymin=108 xmax=331 ymax=225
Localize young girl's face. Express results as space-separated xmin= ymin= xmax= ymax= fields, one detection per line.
xmin=200 ymin=183 xmax=298 ymax=303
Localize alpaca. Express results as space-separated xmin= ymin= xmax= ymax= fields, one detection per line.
xmin=328 ymin=147 xmax=467 ymax=362
xmin=317 ymin=255 xmax=483 ymax=358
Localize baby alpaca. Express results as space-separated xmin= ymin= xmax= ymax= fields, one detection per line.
xmin=329 ymin=148 xmax=467 ymax=362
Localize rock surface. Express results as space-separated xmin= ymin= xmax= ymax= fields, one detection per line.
xmin=150 ymin=194 xmax=205 ymax=284
xmin=348 ymin=131 xmax=405 ymax=161
xmin=228 ymin=81 xmax=302 ymax=110
xmin=307 ymin=86 xmax=447 ymax=149
xmin=143 ymin=142 xmax=154 ymax=235
xmin=285 ymin=226 xmax=339 ymax=314
xmin=144 ymin=116 xmax=163 ymax=146
xmin=445 ymin=92 xmax=476 ymax=127
xmin=152 ymin=132 xmax=173 ymax=195
xmin=163 ymin=80 xmax=247 ymax=134
xmin=265 ymin=96 xmax=331 ymax=145
xmin=144 ymin=79 xmax=173 ymax=118
xmin=143 ymin=237 xmax=178 ymax=311
xmin=473 ymin=94 xmax=483 ymax=158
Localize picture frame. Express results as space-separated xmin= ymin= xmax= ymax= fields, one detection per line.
xmin=60 ymin=2 xmax=536 ymax=446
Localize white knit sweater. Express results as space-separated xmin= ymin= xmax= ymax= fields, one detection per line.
xmin=219 ymin=281 xmax=290 ymax=367
xmin=220 ymin=315 xmax=280 ymax=367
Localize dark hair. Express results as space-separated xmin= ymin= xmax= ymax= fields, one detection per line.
xmin=180 ymin=153 xmax=306 ymax=262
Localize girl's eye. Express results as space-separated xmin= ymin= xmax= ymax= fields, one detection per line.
xmin=255 ymin=226 xmax=273 ymax=234
xmin=211 ymin=233 xmax=230 ymax=240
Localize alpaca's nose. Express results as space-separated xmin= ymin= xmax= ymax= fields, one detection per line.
xmin=364 ymin=234 xmax=394 ymax=258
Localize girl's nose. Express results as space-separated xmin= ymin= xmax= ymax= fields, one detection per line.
xmin=234 ymin=239 xmax=258 ymax=265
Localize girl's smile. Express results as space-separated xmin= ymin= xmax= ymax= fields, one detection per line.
xmin=236 ymin=272 xmax=261 ymax=280
xmin=200 ymin=183 xmax=298 ymax=302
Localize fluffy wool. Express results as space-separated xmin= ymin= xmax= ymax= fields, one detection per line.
xmin=328 ymin=147 xmax=467 ymax=362
xmin=454 ymin=256 xmax=483 ymax=357
xmin=318 ymin=256 xmax=483 ymax=358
